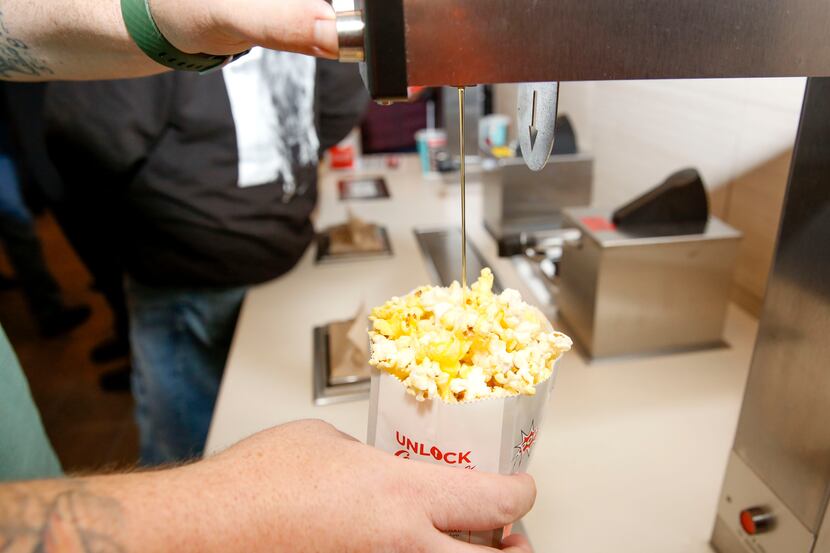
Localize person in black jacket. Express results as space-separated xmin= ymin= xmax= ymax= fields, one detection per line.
xmin=44 ymin=51 xmax=369 ymax=464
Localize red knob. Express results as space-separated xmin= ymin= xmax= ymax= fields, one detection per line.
xmin=740 ymin=507 xmax=774 ymax=535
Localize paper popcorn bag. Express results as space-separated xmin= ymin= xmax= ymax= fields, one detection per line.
xmin=367 ymin=362 xmax=560 ymax=546
xmin=365 ymin=268 xmax=571 ymax=546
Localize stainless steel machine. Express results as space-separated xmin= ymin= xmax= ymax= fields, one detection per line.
xmin=482 ymin=154 xmax=593 ymax=256
xmin=332 ymin=1 xmax=830 ymax=99
xmin=710 ymin=78 xmax=830 ymax=553
xmin=553 ymin=169 xmax=743 ymax=358
xmin=334 ymin=2 xmax=830 ymax=551
xmin=557 ymin=207 xmax=740 ymax=359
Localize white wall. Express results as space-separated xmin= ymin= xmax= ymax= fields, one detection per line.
xmin=495 ymin=79 xmax=806 ymax=210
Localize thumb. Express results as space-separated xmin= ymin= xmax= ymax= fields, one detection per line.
xmin=221 ymin=0 xmax=338 ymax=58
xmin=417 ymin=464 xmax=537 ymax=532
xmin=501 ymin=533 xmax=533 ymax=552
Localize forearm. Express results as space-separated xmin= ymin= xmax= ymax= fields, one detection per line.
xmin=0 ymin=0 xmax=338 ymax=82
xmin=0 ymin=0 xmax=164 ymax=81
xmin=0 ymin=422 xmax=537 ymax=552
xmin=0 ymin=462 xmax=274 ymax=553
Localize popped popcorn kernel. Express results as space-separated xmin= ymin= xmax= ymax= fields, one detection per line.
xmin=369 ymin=268 xmax=572 ymax=403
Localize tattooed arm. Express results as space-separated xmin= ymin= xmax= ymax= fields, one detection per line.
xmin=0 ymin=480 xmax=125 ymax=552
xmin=0 ymin=420 xmax=536 ymax=553
xmin=0 ymin=0 xmax=338 ymax=81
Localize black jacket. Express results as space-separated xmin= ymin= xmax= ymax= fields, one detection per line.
xmin=44 ymin=57 xmax=368 ymax=288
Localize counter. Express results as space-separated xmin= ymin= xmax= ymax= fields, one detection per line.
xmin=206 ymin=155 xmax=758 ymax=553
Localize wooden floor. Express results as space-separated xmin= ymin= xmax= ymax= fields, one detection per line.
xmin=0 ymin=213 xmax=138 ymax=474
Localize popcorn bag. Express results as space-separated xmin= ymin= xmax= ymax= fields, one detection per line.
xmin=367 ymin=365 xmax=559 ymax=546
xmin=365 ymin=269 xmax=572 ymax=547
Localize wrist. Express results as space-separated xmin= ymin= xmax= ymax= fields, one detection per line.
xmin=147 ymin=0 xmax=251 ymax=56
xmin=121 ymin=0 xmax=251 ymax=73
xmin=177 ymin=456 xmax=294 ymax=553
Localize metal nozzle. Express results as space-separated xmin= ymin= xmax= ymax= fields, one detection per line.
xmin=336 ymin=10 xmax=365 ymax=63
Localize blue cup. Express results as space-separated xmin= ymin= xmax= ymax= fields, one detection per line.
xmin=415 ymin=129 xmax=447 ymax=174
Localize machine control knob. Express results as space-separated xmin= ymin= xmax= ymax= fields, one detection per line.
xmin=740 ymin=507 xmax=775 ymax=535
xmin=335 ymin=10 xmax=365 ymax=63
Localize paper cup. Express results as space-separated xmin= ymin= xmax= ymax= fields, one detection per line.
xmin=415 ymin=129 xmax=447 ymax=174
xmin=479 ymin=114 xmax=510 ymax=151
xmin=367 ymin=356 xmax=561 ymax=546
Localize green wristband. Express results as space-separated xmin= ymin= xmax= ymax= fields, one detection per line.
xmin=121 ymin=0 xmax=249 ymax=73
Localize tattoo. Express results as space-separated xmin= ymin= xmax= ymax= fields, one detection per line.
xmin=0 ymin=481 xmax=124 ymax=552
xmin=0 ymin=9 xmax=53 ymax=78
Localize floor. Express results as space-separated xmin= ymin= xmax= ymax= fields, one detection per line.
xmin=0 ymin=213 xmax=138 ymax=473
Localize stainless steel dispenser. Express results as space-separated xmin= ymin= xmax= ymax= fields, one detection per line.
xmin=335 ymin=0 xmax=830 ymax=103
xmin=710 ymin=77 xmax=830 ymax=553
xmin=334 ymin=3 xmax=830 ymax=551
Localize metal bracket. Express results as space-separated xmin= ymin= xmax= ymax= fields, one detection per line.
xmin=518 ymin=82 xmax=559 ymax=171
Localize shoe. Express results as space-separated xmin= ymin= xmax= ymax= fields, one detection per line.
xmin=90 ymin=336 xmax=130 ymax=364
xmin=0 ymin=273 xmax=17 ymax=291
xmin=98 ymin=365 xmax=132 ymax=393
xmin=39 ymin=305 xmax=92 ymax=338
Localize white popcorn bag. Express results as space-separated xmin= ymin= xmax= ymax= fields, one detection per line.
xmin=367 ymin=359 xmax=561 ymax=547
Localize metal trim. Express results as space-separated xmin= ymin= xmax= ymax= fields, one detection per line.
xmin=311 ymin=326 xmax=370 ymax=406
xmin=413 ymin=227 xmax=504 ymax=292
xmin=336 ymin=10 xmax=365 ymax=63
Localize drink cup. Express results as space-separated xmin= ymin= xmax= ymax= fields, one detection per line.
xmin=415 ymin=129 xmax=448 ymax=175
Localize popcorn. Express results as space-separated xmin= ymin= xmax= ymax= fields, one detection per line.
xmin=369 ymin=268 xmax=572 ymax=403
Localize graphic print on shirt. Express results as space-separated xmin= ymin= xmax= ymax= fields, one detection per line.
xmin=222 ymin=48 xmax=319 ymax=195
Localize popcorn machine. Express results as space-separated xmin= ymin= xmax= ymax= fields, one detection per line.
xmin=334 ymin=2 xmax=830 ymax=551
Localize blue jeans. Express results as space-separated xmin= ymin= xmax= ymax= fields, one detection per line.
xmin=0 ymin=155 xmax=29 ymax=223
xmin=126 ymin=277 xmax=248 ymax=465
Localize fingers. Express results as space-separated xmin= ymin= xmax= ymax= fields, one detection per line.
xmin=311 ymin=18 xmax=339 ymax=59
xmin=426 ymin=532 xmax=533 ymax=553
xmin=416 ymin=465 xmax=536 ymax=532
xmin=500 ymin=533 xmax=533 ymax=552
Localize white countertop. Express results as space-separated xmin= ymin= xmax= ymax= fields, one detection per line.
xmin=206 ymin=155 xmax=758 ymax=553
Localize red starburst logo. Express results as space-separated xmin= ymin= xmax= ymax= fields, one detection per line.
xmin=512 ymin=420 xmax=538 ymax=469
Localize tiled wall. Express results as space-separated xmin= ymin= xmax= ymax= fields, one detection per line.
xmin=493 ymin=79 xmax=806 ymax=312
xmin=554 ymin=78 xmax=805 ymax=210
xmin=495 ymin=79 xmax=804 ymax=209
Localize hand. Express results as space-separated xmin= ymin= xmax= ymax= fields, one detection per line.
xmin=195 ymin=419 xmax=536 ymax=552
xmin=501 ymin=534 xmax=534 ymax=552
xmin=150 ymin=0 xmax=339 ymax=59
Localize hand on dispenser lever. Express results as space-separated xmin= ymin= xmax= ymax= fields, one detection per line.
xmin=150 ymin=0 xmax=340 ymax=59
xmin=0 ymin=420 xmax=534 ymax=552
